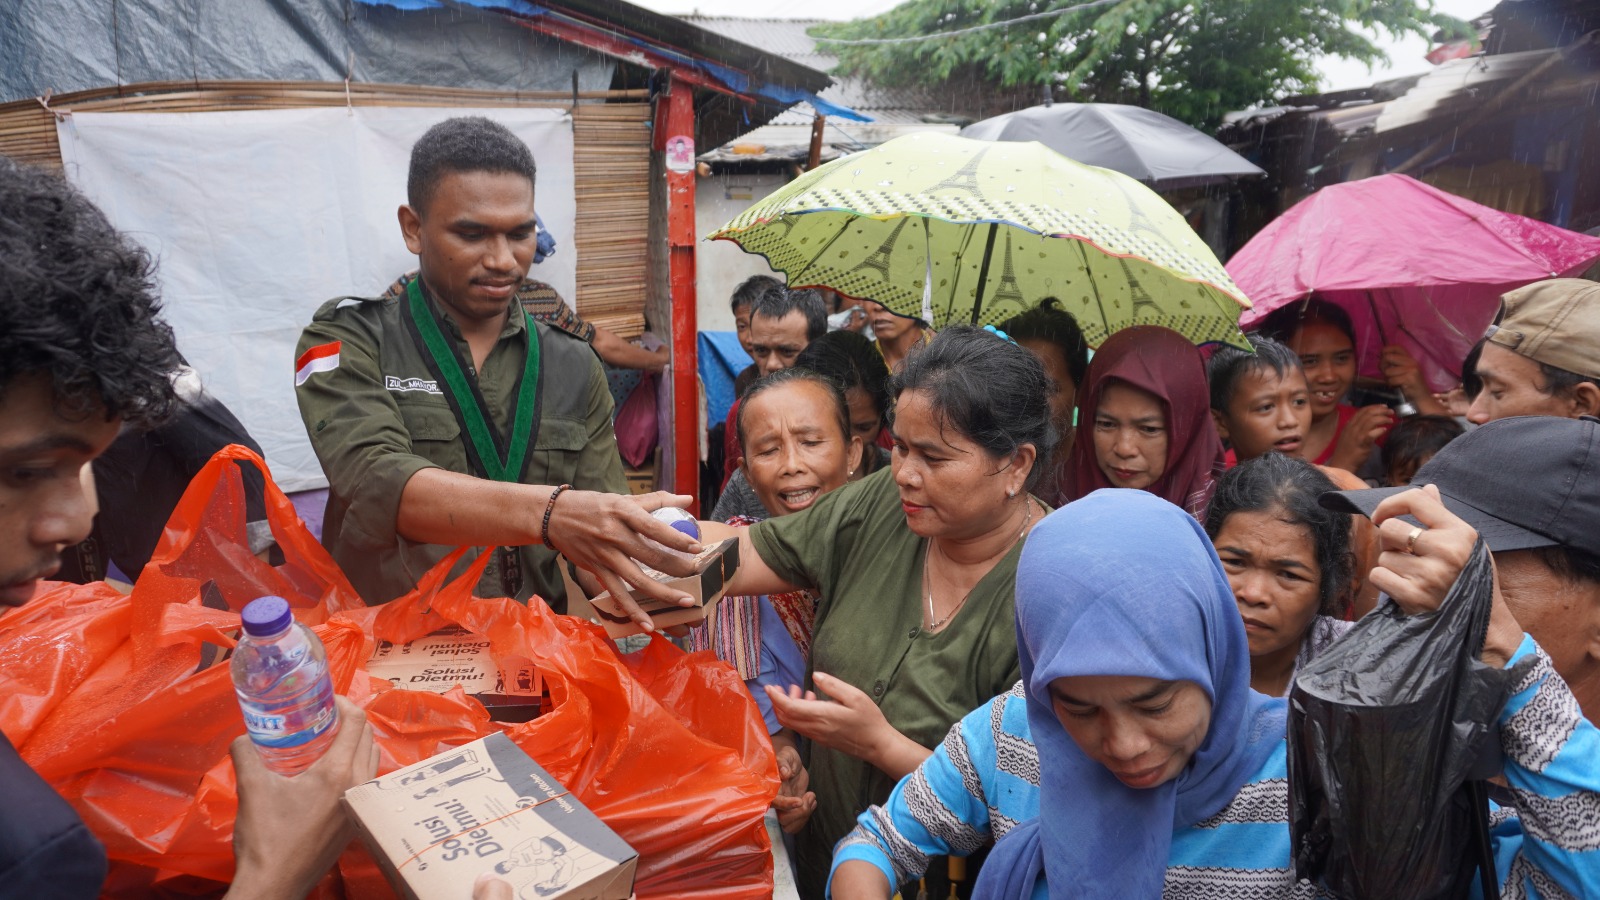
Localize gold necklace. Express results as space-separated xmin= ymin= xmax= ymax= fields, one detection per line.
xmin=923 ymin=498 xmax=1035 ymax=632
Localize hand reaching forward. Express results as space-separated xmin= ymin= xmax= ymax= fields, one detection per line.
xmin=547 ymin=490 xmax=703 ymax=632
xmin=766 ymin=673 xmax=932 ymax=781
xmin=770 ymin=730 xmax=816 ymax=834
xmin=1326 ymin=404 xmax=1393 ymax=473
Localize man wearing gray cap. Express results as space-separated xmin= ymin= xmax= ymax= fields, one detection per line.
xmin=1468 ymin=279 xmax=1600 ymax=424
xmin=1322 ymin=414 xmax=1600 ymax=896
xmin=1322 ymin=414 xmax=1600 ymax=722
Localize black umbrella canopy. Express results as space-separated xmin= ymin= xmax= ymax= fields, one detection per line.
xmin=961 ymin=102 xmax=1265 ymax=190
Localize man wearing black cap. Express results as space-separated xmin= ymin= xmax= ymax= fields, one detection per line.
xmin=1322 ymin=414 xmax=1600 ymax=722
xmin=1320 ymin=415 xmax=1600 ymax=895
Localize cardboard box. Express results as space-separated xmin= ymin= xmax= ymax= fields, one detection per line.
xmin=585 ymin=538 xmax=740 ymax=639
xmin=345 ymin=732 xmax=637 ymax=900
xmin=367 ymin=627 xmax=544 ymax=722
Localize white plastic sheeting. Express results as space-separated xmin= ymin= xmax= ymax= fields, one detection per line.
xmin=58 ymin=106 xmax=576 ymax=492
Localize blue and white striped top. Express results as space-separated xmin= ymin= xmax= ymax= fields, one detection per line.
xmin=832 ymin=636 xmax=1600 ymax=899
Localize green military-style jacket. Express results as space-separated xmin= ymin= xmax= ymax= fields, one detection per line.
xmin=294 ymin=277 xmax=628 ymax=609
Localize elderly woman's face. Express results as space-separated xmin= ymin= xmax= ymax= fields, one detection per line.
xmin=1212 ymin=508 xmax=1323 ymax=663
xmin=740 ymin=380 xmax=861 ymax=517
xmin=1048 ymin=675 xmax=1212 ymax=789
xmin=891 ymin=388 xmax=1033 ymax=540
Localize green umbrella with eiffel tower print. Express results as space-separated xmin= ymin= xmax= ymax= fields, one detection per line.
xmin=708 ymin=131 xmax=1252 ymax=349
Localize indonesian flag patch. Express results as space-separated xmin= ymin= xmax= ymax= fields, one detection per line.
xmin=295 ymin=340 xmax=341 ymax=386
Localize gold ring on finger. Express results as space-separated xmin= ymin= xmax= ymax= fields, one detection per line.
xmin=1406 ymin=526 xmax=1424 ymax=555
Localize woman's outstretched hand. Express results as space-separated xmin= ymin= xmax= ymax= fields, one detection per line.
xmin=766 ymin=673 xmax=933 ymax=780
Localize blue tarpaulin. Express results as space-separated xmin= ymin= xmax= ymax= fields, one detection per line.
xmin=698 ymin=331 xmax=750 ymax=427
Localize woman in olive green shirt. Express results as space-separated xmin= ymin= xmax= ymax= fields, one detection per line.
xmin=708 ymin=326 xmax=1057 ymax=898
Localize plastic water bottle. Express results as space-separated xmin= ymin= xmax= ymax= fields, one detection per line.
xmin=645 ymin=507 xmax=700 ymax=560
xmin=231 ymin=596 xmax=340 ymax=776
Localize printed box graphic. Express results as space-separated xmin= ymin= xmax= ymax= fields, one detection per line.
xmin=345 ymin=733 xmax=637 ymax=900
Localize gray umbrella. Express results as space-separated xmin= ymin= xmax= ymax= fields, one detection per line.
xmin=960 ymin=102 xmax=1264 ymax=190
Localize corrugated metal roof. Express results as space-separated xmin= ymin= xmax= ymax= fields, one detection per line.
xmin=685 ymin=15 xmax=944 ymax=122
xmin=682 ymin=17 xmax=838 ymax=70
xmin=1375 ymin=49 xmax=1552 ymax=132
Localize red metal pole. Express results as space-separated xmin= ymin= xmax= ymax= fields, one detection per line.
xmin=656 ymin=71 xmax=700 ymax=512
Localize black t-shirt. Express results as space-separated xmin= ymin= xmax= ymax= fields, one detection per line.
xmin=0 ymin=732 xmax=106 ymax=897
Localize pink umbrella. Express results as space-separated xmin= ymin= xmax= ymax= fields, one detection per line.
xmin=1229 ymin=173 xmax=1600 ymax=392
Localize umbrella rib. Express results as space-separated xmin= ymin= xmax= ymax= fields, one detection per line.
xmin=970 ymin=223 xmax=1000 ymax=325
xmin=796 ymin=214 xmax=858 ymax=284
xmin=945 ymin=221 xmax=981 ymax=327
xmin=1076 ymin=240 xmax=1111 ymax=343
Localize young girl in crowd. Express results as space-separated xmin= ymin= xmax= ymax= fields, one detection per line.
xmin=704 ymin=327 xmax=1054 ymax=898
xmin=1257 ymin=299 xmax=1393 ymax=472
xmin=1206 ymin=334 xmax=1311 ymax=465
xmin=1000 ymin=299 xmax=1089 ymax=506
xmin=971 ymin=488 xmax=1598 ymax=899
xmin=828 ymin=455 xmax=1359 ymax=898
xmin=1062 ymin=325 xmax=1225 ymax=517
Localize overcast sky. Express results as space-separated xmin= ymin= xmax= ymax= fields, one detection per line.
xmin=638 ymin=0 xmax=1493 ymax=93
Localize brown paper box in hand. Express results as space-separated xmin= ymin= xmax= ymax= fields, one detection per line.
xmin=344 ymin=732 xmax=637 ymax=900
xmin=585 ymin=538 xmax=739 ymax=639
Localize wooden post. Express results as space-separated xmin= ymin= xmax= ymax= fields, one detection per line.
xmin=655 ymin=71 xmax=700 ymax=512
xmin=807 ymin=111 xmax=826 ymax=171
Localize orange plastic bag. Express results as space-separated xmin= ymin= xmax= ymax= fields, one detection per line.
xmin=0 ymin=446 xmax=777 ymax=898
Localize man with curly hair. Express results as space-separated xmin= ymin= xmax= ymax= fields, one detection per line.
xmin=0 ymin=155 xmax=377 ymax=898
xmin=294 ymin=116 xmax=700 ymax=625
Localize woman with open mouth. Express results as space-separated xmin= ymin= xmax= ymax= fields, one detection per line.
xmin=702 ymin=326 xmax=1054 ymax=898
xmin=1061 ymin=325 xmax=1225 ymax=519
xmin=690 ymin=367 xmax=865 ymax=838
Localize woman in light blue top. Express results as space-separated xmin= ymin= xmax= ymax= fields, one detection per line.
xmin=972 ymin=487 xmax=1600 ymax=900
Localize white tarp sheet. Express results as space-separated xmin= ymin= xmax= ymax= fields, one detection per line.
xmin=57 ymin=106 xmax=576 ymax=492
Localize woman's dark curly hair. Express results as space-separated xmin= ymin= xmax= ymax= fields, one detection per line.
xmin=0 ymin=156 xmax=180 ymax=426
xmin=1203 ymin=452 xmax=1354 ymax=616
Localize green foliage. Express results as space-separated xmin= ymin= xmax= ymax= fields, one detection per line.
xmin=812 ymin=0 xmax=1472 ymax=127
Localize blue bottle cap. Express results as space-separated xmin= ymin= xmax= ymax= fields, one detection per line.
xmin=241 ymin=596 xmax=294 ymax=637
xmin=651 ymin=507 xmax=701 ymax=540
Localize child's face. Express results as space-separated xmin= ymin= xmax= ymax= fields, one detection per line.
xmin=1216 ymin=367 xmax=1312 ymax=462
xmin=1386 ymin=451 xmax=1433 ymax=487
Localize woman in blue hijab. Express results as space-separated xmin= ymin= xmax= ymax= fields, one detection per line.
xmin=978 ymin=487 xmax=1288 ymax=899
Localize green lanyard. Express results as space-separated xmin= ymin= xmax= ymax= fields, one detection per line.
xmin=404 ymin=277 xmax=541 ymax=483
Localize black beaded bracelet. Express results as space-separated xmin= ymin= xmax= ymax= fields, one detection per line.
xmin=541 ymin=483 xmax=572 ymax=549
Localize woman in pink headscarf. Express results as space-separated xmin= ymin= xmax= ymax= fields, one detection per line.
xmin=1062 ymin=325 xmax=1225 ymax=518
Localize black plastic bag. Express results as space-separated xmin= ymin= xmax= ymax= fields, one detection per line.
xmin=1288 ymin=540 xmax=1536 ymax=899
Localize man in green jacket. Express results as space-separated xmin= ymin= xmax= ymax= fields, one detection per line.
xmin=295 ymin=117 xmax=696 ymax=625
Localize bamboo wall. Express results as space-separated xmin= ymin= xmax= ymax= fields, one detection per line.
xmin=0 ymin=81 xmax=652 ymax=336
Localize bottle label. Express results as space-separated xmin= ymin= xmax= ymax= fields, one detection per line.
xmin=240 ymin=677 xmax=337 ymax=749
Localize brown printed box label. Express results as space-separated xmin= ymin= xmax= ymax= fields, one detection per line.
xmin=344 ymin=733 xmax=636 ymax=900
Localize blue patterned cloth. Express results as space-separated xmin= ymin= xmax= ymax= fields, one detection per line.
xmin=833 ymin=635 xmax=1600 ymax=900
